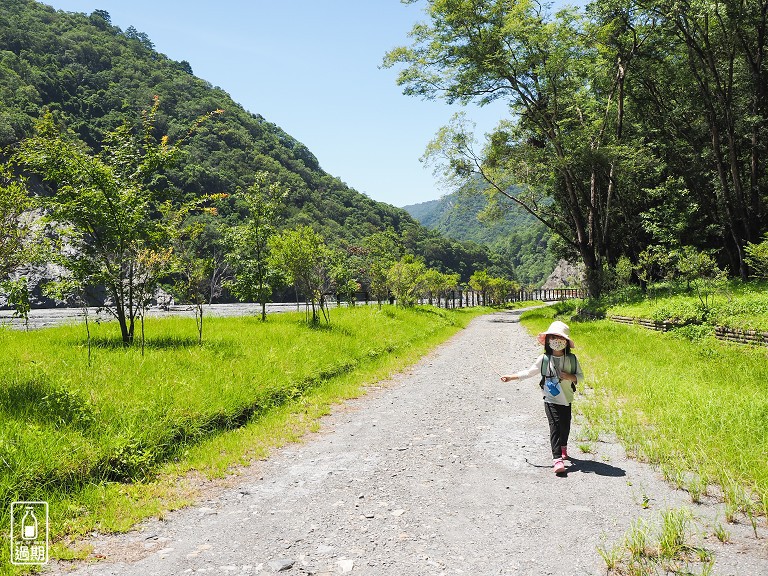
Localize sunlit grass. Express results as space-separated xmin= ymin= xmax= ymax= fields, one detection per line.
xmin=606 ymin=279 xmax=768 ymax=330
xmin=598 ymin=507 xmax=714 ymax=575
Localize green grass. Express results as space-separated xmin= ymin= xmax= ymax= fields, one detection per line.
xmin=603 ymin=279 xmax=768 ymax=331
xmin=599 ymin=508 xmax=714 ymax=575
xmin=520 ymin=305 xmax=768 ymax=521
xmin=0 ymin=305 xmax=486 ymax=574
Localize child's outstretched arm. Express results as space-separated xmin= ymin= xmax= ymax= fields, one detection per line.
xmin=500 ymin=355 xmax=543 ymax=383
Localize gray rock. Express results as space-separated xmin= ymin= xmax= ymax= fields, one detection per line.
xmin=267 ymin=558 xmax=294 ymax=572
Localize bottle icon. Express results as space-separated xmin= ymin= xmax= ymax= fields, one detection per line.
xmin=21 ymin=507 xmax=38 ymax=540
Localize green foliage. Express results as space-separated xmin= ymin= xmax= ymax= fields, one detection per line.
xmin=745 ymin=234 xmax=768 ymax=279
xmin=0 ymin=163 xmax=32 ymax=279
xmin=269 ymin=225 xmax=332 ymax=323
xmin=225 ymin=172 xmax=287 ymax=320
xmin=361 ymin=229 xmax=402 ymax=304
xmin=171 ymin=213 xmax=230 ymax=343
xmin=2 ymin=277 xmax=31 ymax=330
xmin=386 ymin=254 xmax=427 ymax=307
xmin=0 ymin=0 xmax=485 ymax=283
xmin=403 ymin=184 xmax=557 ymax=285
xmin=386 ymin=0 xmax=768 ymax=295
xmin=15 ymin=101 xmax=216 ymax=343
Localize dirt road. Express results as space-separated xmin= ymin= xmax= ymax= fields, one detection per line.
xmin=48 ymin=310 xmax=767 ymax=575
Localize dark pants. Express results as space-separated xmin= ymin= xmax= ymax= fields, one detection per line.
xmin=544 ymin=402 xmax=572 ymax=459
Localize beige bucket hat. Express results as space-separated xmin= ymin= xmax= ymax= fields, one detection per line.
xmin=537 ymin=320 xmax=575 ymax=348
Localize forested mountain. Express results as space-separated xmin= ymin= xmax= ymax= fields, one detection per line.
xmin=403 ymin=190 xmax=556 ymax=286
xmin=0 ymin=0 xmax=500 ymax=282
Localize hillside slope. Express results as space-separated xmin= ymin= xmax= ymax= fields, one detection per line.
xmin=0 ymin=0 xmax=497 ymax=279
xmin=403 ymin=189 xmax=556 ymax=286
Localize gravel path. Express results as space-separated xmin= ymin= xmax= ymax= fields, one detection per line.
xmin=48 ymin=310 xmax=767 ymax=575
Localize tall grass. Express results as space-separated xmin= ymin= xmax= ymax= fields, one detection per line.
xmin=0 ymin=305 xmax=482 ymax=572
xmin=521 ymin=305 xmax=768 ymax=517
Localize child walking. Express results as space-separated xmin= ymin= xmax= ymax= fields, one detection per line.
xmin=500 ymin=321 xmax=584 ymax=475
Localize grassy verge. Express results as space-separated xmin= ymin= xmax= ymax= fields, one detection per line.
xmin=596 ymin=279 xmax=768 ymax=331
xmin=520 ymin=304 xmax=768 ymax=526
xmin=1 ymin=305 xmax=487 ymax=574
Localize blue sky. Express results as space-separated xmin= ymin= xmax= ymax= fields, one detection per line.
xmin=42 ymin=1 xmax=578 ymax=208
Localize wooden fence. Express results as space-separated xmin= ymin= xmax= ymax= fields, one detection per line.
xmin=410 ymin=287 xmax=584 ymax=308
xmin=607 ymin=314 xmax=768 ymax=347
xmin=508 ymin=289 xmax=584 ymax=302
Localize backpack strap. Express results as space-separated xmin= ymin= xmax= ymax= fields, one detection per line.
xmin=567 ymin=353 xmax=577 ymax=374
xmin=539 ymin=354 xmax=550 ymax=389
xmin=567 ymin=353 xmax=578 ymax=392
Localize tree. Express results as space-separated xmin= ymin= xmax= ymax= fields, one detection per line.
xmin=169 ymin=213 xmax=226 ymax=343
xmin=385 ymin=0 xmax=657 ymax=297
xmin=0 ymin=163 xmax=32 ymax=280
xmin=329 ymin=247 xmax=361 ymax=306
xmin=469 ymin=269 xmax=493 ymax=305
xmin=421 ymin=268 xmax=445 ymax=306
xmin=269 ymin=225 xmax=332 ymax=324
xmin=361 ymin=229 xmax=402 ymax=306
xmin=745 ymin=234 xmax=768 ymax=279
xmin=15 ymin=99 xmax=221 ymax=343
xmin=225 ymin=172 xmax=287 ymax=321
xmin=635 ymin=0 xmax=768 ymax=278
xmin=172 ymin=242 xmax=215 ymax=344
xmin=387 ymin=254 xmax=427 ymax=308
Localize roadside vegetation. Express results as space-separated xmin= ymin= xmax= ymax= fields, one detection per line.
xmin=601 ymin=279 xmax=768 ymax=333
xmin=520 ymin=291 xmax=768 ymax=574
xmin=0 ymin=305 xmax=488 ymax=573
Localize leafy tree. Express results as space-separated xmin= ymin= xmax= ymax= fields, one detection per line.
xmin=387 ymin=254 xmax=427 ymax=308
xmin=169 ymin=211 xmax=227 ymax=343
xmin=421 ymin=268 xmax=444 ymax=306
xmin=469 ymin=269 xmax=493 ymax=306
xmin=745 ymin=234 xmax=768 ymax=279
xmin=3 ymin=276 xmax=30 ymax=330
xmin=634 ymin=245 xmax=673 ymax=296
xmin=225 ymin=172 xmax=287 ymax=321
xmin=0 ymin=163 xmax=32 ymax=280
xmin=329 ymin=247 xmax=361 ymax=306
xmin=15 ymin=99 xmax=220 ymax=343
xmin=269 ymin=225 xmax=332 ymax=324
xmin=442 ymin=272 xmax=461 ymax=308
xmin=385 ymin=0 xmax=649 ymax=297
xmin=635 ymin=0 xmax=768 ymax=278
xmin=361 ymin=229 xmax=402 ymax=306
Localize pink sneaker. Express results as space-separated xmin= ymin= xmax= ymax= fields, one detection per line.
xmin=561 ymin=447 xmax=569 ymax=460
xmin=553 ymin=458 xmax=566 ymax=474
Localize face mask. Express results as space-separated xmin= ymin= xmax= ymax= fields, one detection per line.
xmin=549 ymin=338 xmax=567 ymax=351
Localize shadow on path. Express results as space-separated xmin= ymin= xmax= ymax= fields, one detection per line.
xmin=568 ymin=457 xmax=626 ymax=477
xmin=524 ymin=457 xmax=626 ymax=478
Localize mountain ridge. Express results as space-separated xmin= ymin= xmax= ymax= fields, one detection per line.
xmin=402 ymin=189 xmax=556 ymax=286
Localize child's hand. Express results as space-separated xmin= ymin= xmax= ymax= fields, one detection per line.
xmin=500 ymin=375 xmax=515 ymax=382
